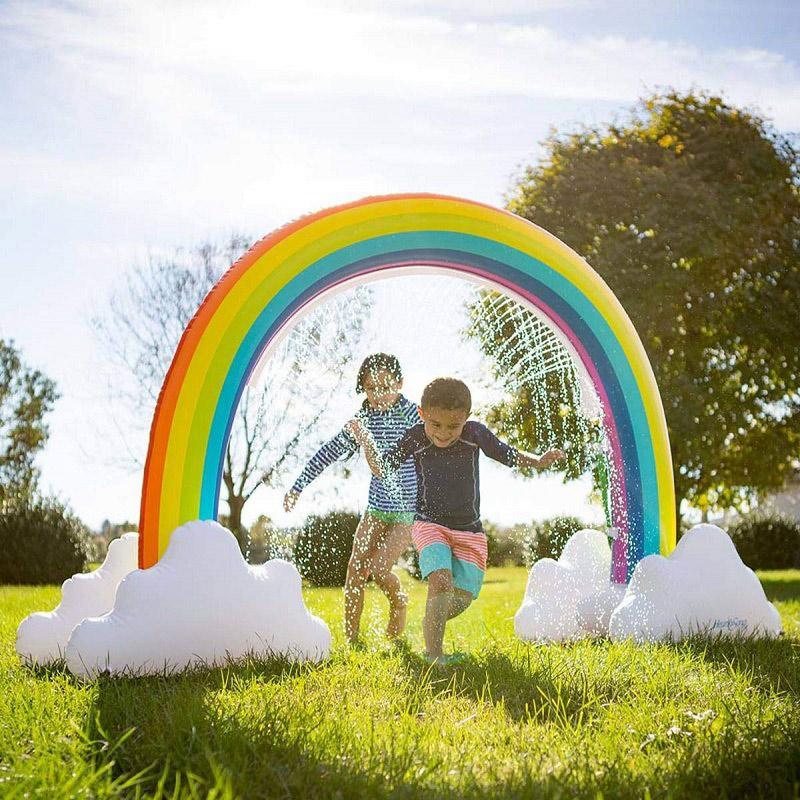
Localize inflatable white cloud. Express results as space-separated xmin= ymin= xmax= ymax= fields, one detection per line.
xmin=64 ymin=520 xmax=331 ymax=678
xmin=514 ymin=529 xmax=612 ymax=642
xmin=16 ymin=532 xmax=139 ymax=665
xmin=575 ymin=582 xmax=627 ymax=637
xmin=609 ymin=524 xmax=783 ymax=643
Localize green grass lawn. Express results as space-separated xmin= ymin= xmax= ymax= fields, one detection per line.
xmin=1 ymin=567 xmax=799 ymax=799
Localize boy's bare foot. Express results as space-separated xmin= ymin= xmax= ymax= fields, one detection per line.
xmin=424 ymin=651 xmax=467 ymax=667
xmin=386 ymin=592 xmax=408 ymax=639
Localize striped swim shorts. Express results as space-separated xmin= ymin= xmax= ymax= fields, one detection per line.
xmin=411 ymin=521 xmax=488 ymax=599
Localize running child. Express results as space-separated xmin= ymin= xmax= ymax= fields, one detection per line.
xmin=347 ymin=377 xmax=564 ymax=664
xmin=284 ymin=353 xmax=419 ymax=644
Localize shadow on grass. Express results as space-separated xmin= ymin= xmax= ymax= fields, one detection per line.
xmin=78 ymin=663 xmax=652 ymax=800
xmin=668 ymin=571 xmax=800 ymax=695
xmin=677 ymin=634 xmax=800 ymax=695
xmin=79 ymin=641 xmax=800 ymax=800
xmin=87 ymin=655 xmax=591 ymax=800
xmin=86 ymin=661 xmax=422 ymax=799
xmin=759 ymin=572 xmax=800 ymax=604
xmin=23 ymin=659 xmax=80 ymax=682
xmin=390 ymin=639 xmax=618 ymax=726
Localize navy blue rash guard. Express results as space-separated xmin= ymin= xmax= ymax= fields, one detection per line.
xmin=383 ymin=421 xmax=518 ymax=532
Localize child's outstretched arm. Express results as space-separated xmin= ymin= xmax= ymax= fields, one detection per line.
xmin=473 ymin=422 xmax=564 ymax=472
xmin=515 ymin=448 xmax=565 ymax=471
xmin=281 ymin=427 xmax=359 ymax=512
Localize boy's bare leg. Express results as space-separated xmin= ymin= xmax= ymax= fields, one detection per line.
xmin=447 ymin=588 xmax=473 ymax=620
xmin=423 ymin=568 xmax=455 ymax=659
xmin=371 ymin=523 xmax=412 ymax=638
xmin=344 ymin=513 xmax=381 ymax=644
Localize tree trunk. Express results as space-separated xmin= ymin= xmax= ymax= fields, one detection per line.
xmin=226 ymin=493 xmax=248 ymax=554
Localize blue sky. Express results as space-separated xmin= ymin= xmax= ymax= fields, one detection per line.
xmin=1 ymin=1 xmax=798 ymax=530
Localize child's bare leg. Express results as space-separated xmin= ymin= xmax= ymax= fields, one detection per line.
xmin=447 ymin=588 xmax=473 ymax=620
xmin=344 ymin=513 xmax=380 ymax=643
xmin=423 ymin=568 xmax=454 ymax=659
xmin=371 ymin=523 xmax=412 ymax=638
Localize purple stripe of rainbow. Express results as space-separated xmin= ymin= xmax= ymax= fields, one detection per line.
xmin=201 ymin=244 xmax=648 ymax=581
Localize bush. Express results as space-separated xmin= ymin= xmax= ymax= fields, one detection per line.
xmin=484 ymin=522 xmax=528 ymax=567
xmin=0 ymin=497 xmax=90 ymax=584
xmin=293 ymin=511 xmax=359 ymax=586
xmin=524 ymin=516 xmax=588 ymax=564
xmin=727 ymin=513 xmax=800 ymax=570
xmin=246 ymin=519 xmax=295 ymax=565
xmin=86 ymin=533 xmax=108 ymax=564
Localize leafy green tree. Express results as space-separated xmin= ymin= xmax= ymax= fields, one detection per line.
xmin=0 ymin=340 xmax=59 ymax=506
xmin=485 ymin=90 xmax=800 ymax=521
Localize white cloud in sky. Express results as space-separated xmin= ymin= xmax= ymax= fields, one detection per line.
xmin=1 ymin=0 xmax=797 ymax=529
xmin=4 ymin=0 xmax=798 ymax=229
xmin=3 ymin=0 xmax=798 ymax=240
xmin=5 ymin=1 xmax=797 ymax=112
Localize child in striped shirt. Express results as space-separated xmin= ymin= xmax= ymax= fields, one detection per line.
xmin=284 ymin=353 xmax=419 ymax=644
xmin=347 ymin=377 xmax=564 ymax=664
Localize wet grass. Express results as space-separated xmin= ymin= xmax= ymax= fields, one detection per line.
xmin=1 ymin=567 xmax=799 ymax=799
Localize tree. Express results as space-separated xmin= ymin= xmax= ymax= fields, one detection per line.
xmin=491 ymin=90 xmax=800 ymax=521
xmin=0 ymin=339 xmax=59 ymax=507
xmin=99 ymin=518 xmax=138 ymax=543
xmin=94 ymin=237 xmax=372 ymax=552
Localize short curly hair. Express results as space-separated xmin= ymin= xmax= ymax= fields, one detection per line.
xmin=420 ymin=378 xmax=471 ymax=413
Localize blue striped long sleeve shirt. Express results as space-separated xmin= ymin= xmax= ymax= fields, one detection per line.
xmin=291 ymin=395 xmax=420 ymax=514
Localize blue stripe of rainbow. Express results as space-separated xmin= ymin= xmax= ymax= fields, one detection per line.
xmin=200 ymin=233 xmax=654 ymax=580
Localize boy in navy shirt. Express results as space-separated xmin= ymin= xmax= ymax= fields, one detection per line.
xmin=347 ymin=377 xmax=563 ymax=664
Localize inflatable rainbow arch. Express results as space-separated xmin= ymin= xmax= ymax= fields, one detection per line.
xmin=139 ymin=194 xmax=675 ymax=582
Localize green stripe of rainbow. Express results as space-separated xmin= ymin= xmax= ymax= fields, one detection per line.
xmin=139 ymin=194 xmax=675 ymax=581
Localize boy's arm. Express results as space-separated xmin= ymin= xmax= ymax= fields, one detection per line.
xmin=514 ymin=448 xmax=565 ymax=471
xmin=404 ymin=400 xmax=422 ymax=426
xmin=345 ymin=420 xmax=412 ymax=478
xmin=472 ymin=422 xmax=564 ymax=471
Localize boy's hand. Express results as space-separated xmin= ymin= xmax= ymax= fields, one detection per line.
xmin=283 ymin=490 xmax=300 ymax=513
xmin=344 ymin=418 xmax=367 ymax=446
xmin=539 ymin=449 xmax=566 ymax=469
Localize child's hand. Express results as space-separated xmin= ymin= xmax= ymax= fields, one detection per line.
xmin=283 ymin=490 xmax=300 ymax=513
xmin=540 ymin=449 xmax=566 ymax=468
xmin=344 ymin=419 xmax=367 ymax=445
